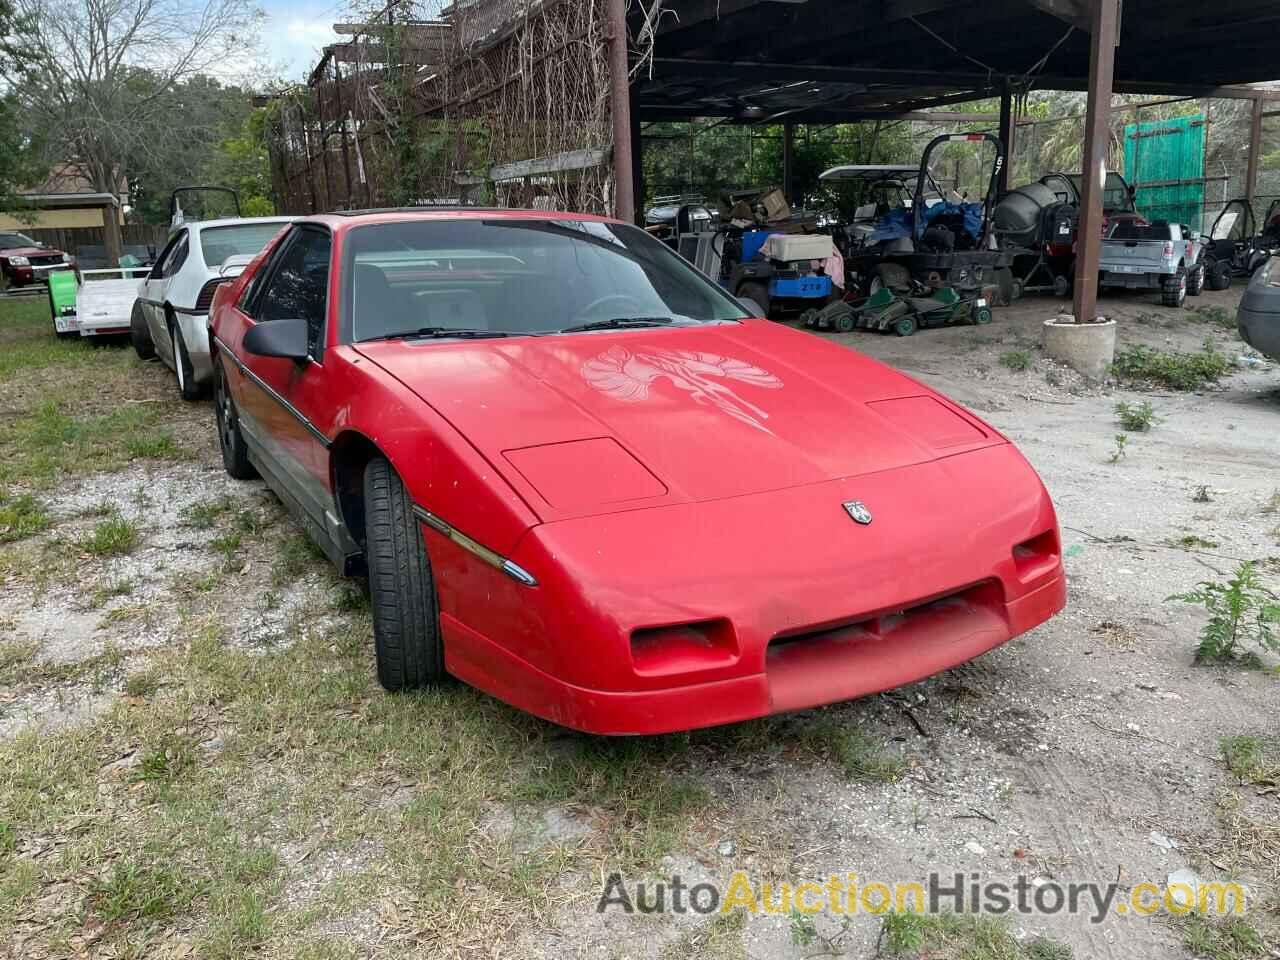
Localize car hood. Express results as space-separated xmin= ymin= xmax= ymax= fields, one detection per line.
xmin=355 ymin=320 xmax=1005 ymax=521
xmin=1 ymin=246 xmax=57 ymax=258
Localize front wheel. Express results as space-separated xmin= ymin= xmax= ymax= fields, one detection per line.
xmin=1206 ymin=260 xmax=1232 ymax=291
xmin=1186 ymin=263 xmax=1205 ymax=297
xmin=214 ymin=361 xmax=256 ymax=480
xmin=363 ymin=457 xmax=445 ymax=690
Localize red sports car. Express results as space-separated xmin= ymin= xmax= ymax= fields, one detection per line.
xmin=208 ymin=209 xmax=1065 ymax=735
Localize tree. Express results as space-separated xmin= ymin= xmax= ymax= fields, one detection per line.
xmin=0 ymin=0 xmax=42 ymax=206
xmin=12 ymin=0 xmax=261 ymax=259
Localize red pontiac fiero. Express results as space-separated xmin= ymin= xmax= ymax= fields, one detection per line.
xmin=208 ymin=209 xmax=1065 ymax=735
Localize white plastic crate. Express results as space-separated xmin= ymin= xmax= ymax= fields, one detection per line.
xmin=760 ymin=233 xmax=834 ymax=262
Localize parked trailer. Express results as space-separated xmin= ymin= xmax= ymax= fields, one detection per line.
xmin=48 ymin=266 xmax=150 ymax=339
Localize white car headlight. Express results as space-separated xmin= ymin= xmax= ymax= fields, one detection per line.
xmin=9 ymin=255 xmax=29 ymax=266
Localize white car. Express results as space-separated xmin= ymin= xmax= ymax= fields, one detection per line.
xmin=131 ymin=216 xmax=293 ymax=399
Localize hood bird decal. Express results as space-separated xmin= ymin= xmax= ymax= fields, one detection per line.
xmin=581 ymin=345 xmax=783 ymax=432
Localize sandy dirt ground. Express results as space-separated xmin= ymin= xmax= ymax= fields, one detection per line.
xmin=1 ymin=284 xmax=1276 ymax=960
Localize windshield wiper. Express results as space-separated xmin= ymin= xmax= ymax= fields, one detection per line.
xmin=361 ymin=327 xmax=513 ymax=342
xmin=558 ymin=316 xmax=676 ymax=334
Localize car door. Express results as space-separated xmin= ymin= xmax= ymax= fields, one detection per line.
xmin=229 ymin=225 xmax=336 ymax=542
xmin=140 ymin=230 xmax=189 ymax=360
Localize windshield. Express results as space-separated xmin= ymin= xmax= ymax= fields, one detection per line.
xmin=0 ymin=233 xmax=36 ymax=248
xmin=344 ymin=218 xmax=748 ymax=342
xmin=1066 ymin=173 xmax=1134 ymax=212
xmin=199 ymin=222 xmax=288 ymax=268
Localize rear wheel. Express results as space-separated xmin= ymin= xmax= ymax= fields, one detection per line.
xmin=1206 ymin=260 xmax=1232 ymax=291
xmin=974 ymin=306 xmax=994 ymax=325
xmin=893 ymin=315 xmax=918 ymax=337
xmin=363 ymin=457 xmax=444 ymax=690
xmin=130 ymin=302 xmax=155 ymax=359
xmin=214 ymin=360 xmax=256 ymax=480
xmin=1161 ymin=267 xmax=1187 ymax=308
xmin=1052 ymin=274 xmax=1072 ymax=299
xmin=1186 ymin=263 xmax=1205 ymax=296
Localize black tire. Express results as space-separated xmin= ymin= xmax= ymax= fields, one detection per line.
xmin=737 ymin=281 xmax=770 ymax=319
xmin=363 ymin=457 xmax=444 ymax=690
xmin=131 ymin=302 xmax=155 ymax=359
xmin=1052 ymin=274 xmax=1072 ymax=299
xmin=1161 ymin=267 xmax=1187 ymax=308
xmin=893 ymin=315 xmax=918 ymax=337
xmin=213 ymin=360 xmax=257 ymax=480
xmin=170 ymin=320 xmax=204 ymax=401
xmin=1186 ymin=263 xmax=1205 ymax=297
xmin=1206 ymin=260 xmax=1232 ymax=291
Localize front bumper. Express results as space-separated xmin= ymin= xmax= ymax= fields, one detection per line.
xmin=431 ymin=442 xmax=1067 ymax=735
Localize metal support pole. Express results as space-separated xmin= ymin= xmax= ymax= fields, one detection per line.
xmin=1072 ymin=0 xmax=1119 ymax=325
xmin=607 ymin=0 xmax=635 ymax=223
xmin=998 ymin=79 xmax=1014 ymax=194
xmin=1246 ymin=95 xmax=1264 ymax=211
xmin=783 ymin=122 xmax=796 ymax=204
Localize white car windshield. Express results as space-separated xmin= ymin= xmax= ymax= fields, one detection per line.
xmin=200 ymin=223 xmax=288 ymax=268
xmin=344 ymin=218 xmax=748 ymax=342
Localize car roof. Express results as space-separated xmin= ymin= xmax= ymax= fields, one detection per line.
xmin=299 ymin=207 xmax=621 ymax=230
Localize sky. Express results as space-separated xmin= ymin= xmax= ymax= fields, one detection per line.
xmin=256 ymin=0 xmax=345 ymax=81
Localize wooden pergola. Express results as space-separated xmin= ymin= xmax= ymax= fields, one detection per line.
xmin=613 ymin=0 xmax=1280 ymax=324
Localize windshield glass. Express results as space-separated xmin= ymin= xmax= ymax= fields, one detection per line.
xmin=199 ymin=222 xmax=288 ymax=268
xmin=345 ymin=218 xmax=748 ymax=341
xmin=0 ymin=233 xmax=36 ymax=248
xmin=1066 ymin=174 xmax=1133 ymax=212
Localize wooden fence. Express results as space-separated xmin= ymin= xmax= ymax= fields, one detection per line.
xmin=21 ymin=224 xmax=169 ymax=260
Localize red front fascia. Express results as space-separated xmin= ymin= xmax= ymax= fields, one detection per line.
xmin=433 ymin=442 xmax=1066 ymax=735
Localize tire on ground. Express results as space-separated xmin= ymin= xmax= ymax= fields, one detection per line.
xmin=131 ymin=302 xmax=155 ymax=359
xmin=362 ymin=456 xmax=445 ymax=691
xmin=214 ymin=361 xmax=256 ymax=480
xmin=1206 ymin=260 xmax=1232 ymax=291
xmin=1161 ymin=266 xmax=1187 ymax=308
xmin=1186 ymin=262 xmax=1205 ymax=297
xmin=170 ymin=320 xmax=204 ymax=401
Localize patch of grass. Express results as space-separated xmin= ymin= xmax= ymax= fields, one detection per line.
xmin=1221 ymin=735 xmax=1279 ymax=785
xmin=1169 ymin=561 xmax=1280 ymax=664
xmin=0 ymin=821 xmax=14 ymax=856
xmin=124 ymin=431 xmax=179 ymax=459
xmin=0 ymin=490 xmax=51 ymax=544
xmin=1114 ymin=399 xmax=1160 ymax=432
xmin=1192 ymin=305 xmax=1236 ymax=329
xmin=1108 ymin=433 xmax=1129 ymax=463
xmin=330 ymin=584 xmax=369 ymax=613
xmin=1178 ymin=914 xmax=1269 ymax=960
xmin=999 ymin=349 xmax=1033 ymax=372
xmin=88 ymin=577 xmax=135 ymax=608
xmin=1170 ymin=534 xmax=1221 ymax=550
xmin=800 ymin=721 xmax=905 ymax=782
xmin=273 ymin=533 xmax=325 ymax=586
xmin=659 ymin=910 xmax=745 ymax=960
xmin=879 ymin=911 xmax=1073 ymax=958
xmin=211 ymin=531 xmax=243 ymax=570
xmin=100 ymin=601 xmax=158 ymax=631
xmin=0 ymin=639 xmax=39 ymax=686
xmin=182 ymin=495 xmax=237 ymax=530
xmin=81 ymin=513 xmax=140 ymax=557
xmin=123 ymin=668 xmax=162 ymax=698
xmin=90 ymin=861 xmax=204 ymax=923
xmin=1112 ymin=342 xmax=1233 ymax=390
xmin=133 ymin=734 xmax=197 ymax=786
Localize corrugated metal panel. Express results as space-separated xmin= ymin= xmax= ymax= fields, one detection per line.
xmin=1123 ymin=115 xmax=1206 ymax=230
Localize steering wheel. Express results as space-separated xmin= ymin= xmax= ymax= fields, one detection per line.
xmin=576 ymin=293 xmax=645 ymax=321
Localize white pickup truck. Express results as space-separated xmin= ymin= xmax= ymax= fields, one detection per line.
xmin=1098 ymin=220 xmax=1203 ymax=307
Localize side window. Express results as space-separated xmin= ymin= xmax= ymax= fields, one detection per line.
xmin=253 ymin=227 xmax=331 ymax=358
xmin=149 ymin=232 xmax=186 ymax=280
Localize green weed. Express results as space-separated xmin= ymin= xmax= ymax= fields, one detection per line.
xmin=1169 ymin=561 xmax=1280 ymax=663
xmin=1112 ymin=343 xmax=1232 ymax=390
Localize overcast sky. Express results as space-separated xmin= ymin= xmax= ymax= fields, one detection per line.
xmin=258 ymin=0 xmax=343 ymax=80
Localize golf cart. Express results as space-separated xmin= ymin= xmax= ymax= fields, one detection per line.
xmin=822 ymin=134 xmax=1015 ymax=301
xmin=1199 ymin=198 xmax=1280 ymax=290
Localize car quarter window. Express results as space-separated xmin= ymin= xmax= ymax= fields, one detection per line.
xmin=150 ymin=232 xmax=187 ymax=280
xmin=250 ymin=227 xmax=332 ymax=357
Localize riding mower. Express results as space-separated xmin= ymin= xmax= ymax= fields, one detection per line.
xmin=801 ymin=284 xmax=992 ymax=337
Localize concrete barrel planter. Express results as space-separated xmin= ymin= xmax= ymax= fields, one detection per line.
xmin=1041 ymin=314 xmax=1116 ymax=380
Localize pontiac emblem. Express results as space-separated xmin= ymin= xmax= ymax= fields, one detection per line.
xmin=843 ymin=500 xmax=872 ymax=525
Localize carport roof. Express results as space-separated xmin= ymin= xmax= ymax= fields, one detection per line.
xmin=631 ymin=0 xmax=1280 ymax=122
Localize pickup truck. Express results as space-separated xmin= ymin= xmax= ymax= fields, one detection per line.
xmin=1098 ymin=220 xmax=1203 ymax=307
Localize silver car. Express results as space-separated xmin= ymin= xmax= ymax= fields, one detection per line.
xmin=131 ymin=217 xmax=293 ymax=399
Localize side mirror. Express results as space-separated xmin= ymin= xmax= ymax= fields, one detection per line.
xmin=243 ymin=317 xmax=310 ymax=362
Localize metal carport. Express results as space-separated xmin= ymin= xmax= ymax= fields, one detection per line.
xmin=614 ymin=0 xmax=1280 ymax=325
